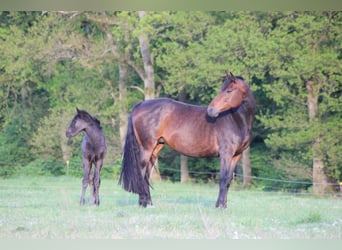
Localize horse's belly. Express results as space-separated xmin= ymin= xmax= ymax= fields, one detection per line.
xmin=182 ymin=148 xmax=218 ymax=158
xmin=167 ymin=134 xmax=218 ymax=158
xmin=82 ymin=148 xmax=106 ymax=163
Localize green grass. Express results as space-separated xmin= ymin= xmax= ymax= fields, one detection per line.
xmin=0 ymin=176 xmax=341 ymax=239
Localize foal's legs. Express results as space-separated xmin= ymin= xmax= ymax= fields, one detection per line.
xmin=80 ymin=159 xmax=92 ymax=205
xmin=216 ymin=153 xmax=242 ymax=208
xmin=88 ymin=164 xmax=96 ymax=205
xmin=93 ymin=159 xmax=103 ymax=205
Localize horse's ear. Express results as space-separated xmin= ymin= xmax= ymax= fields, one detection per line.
xmin=76 ymin=107 xmax=80 ymax=113
xmin=225 ymin=71 xmax=230 ymax=79
xmin=225 ymin=71 xmax=236 ymax=81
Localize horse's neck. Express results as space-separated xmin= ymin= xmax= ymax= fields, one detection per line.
xmin=84 ymin=125 xmax=103 ymax=144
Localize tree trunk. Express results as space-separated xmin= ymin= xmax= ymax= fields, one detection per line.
xmin=104 ymin=27 xmax=128 ymax=149
xmin=180 ymin=155 xmax=190 ymax=183
xmin=312 ymin=137 xmax=329 ymax=194
xmin=178 ymin=87 xmax=190 ymax=183
xmin=21 ymin=86 xmax=28 ymax=109
xmin=137 ymin=11 xmax=155 ymax=101
xmin=242 ymin=146 xmax=252 ymax=187
xmin=118 ymin=63 xmax=128 ymax=148
xmin=137 ymin=11 xmax=160 ymax=181
xmin=306 ymin=79 xmax=330 ymax=194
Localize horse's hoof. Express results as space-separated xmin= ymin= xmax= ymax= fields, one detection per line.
xmin=139 ymin=202 xmax=148 ymax=208
xmin=139 ymin=200 xmax=152 ymax=208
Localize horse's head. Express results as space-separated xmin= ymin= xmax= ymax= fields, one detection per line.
xmin=207 ymin=73 xmax=247 ymax=118
xmin=66 ymin=108 xmax=95 ymax=138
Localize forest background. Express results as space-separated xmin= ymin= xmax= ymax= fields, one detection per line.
xmin=0 ymin=11 xmax=341 ymax=195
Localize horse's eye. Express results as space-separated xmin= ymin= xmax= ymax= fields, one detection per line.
xmin=226 ymin=89 xmax=234 ymax=93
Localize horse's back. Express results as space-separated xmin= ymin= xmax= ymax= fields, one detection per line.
xmin=133 ymin=98 xmax=176 ymax=113
xmin=133 ymin=98 xmax=207 ymax=116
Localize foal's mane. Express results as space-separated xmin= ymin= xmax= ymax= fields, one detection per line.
xmin=78 ymin=109 xmax=102 ymax=128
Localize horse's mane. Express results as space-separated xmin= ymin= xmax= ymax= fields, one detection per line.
xmin=78 ymin=109 xmax=102 ymax=128
xmin=221 ymin=75 xmax=245 ymax=91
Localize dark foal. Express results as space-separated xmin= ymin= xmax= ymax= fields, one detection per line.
xmin=119 ymin=73 xmax=255 ymax=208
xmin=66 ymin=108 xmax=107 ymax=205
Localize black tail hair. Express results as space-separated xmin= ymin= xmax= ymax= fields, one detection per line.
xmin=118 ymin=109 xmax=149 ymax=195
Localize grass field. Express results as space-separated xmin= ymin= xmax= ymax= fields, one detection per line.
xmin=0 ymin=176 xmax=341 ymax=239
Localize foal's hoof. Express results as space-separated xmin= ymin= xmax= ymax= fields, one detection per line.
xmin=89 ymin=200 xmax=100 ymax=206
xmin=215 ymin=203 xmax=227 ymax=209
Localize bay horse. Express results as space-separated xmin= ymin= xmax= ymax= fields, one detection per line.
xmin=66 ymin=108 xmax=107 ymax=205
xmin=119 ymin=73 xmax=255 ymax=208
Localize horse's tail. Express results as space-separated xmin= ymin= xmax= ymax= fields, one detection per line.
xmin=118 ymin=108 xmax=148 ymax=195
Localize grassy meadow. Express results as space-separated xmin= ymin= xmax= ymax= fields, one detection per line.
xmin=0 ymin=176 xmax=341 ymax=239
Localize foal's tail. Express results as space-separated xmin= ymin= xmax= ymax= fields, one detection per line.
xmin=118 ymin=109 xmax=148 ymax=195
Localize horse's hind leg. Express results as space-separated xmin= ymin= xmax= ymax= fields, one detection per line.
xmin=138 ymin=152 xmax=153 ymax=207
xmin=138 ymin=144 xmax=164 ymax=207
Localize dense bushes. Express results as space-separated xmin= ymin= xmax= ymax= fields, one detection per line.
xmin=0 ymin=157 xmax=120 ymax=180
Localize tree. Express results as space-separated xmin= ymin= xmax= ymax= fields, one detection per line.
xmin=259 ymin=12 xmax=342 ymax=194
xmin=0 ymin=12 xmax=52 ymax=166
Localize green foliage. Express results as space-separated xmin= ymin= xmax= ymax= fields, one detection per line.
xmin=0 ymin=87 xmax=50 ymax=166
xmin=257 ymin=11 xmax=342 ymax=183
xmin=158 ymin=146 xmax=181 ymax=181
xmin=158 ymin=145 xmax=220 ymax=183
xmin=0 ymin=157 xmax=120 ymax=179
xmin=0 ymin=165 xmax=19 ymax=178
xmin=23 ymin=158 xmax=66 ymax=176
xmin=188 ymin=157 xmax=220 ymax=183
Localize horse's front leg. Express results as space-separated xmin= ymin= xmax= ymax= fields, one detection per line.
xmin=216 ymin=153 xmax=241 ymax=208
xmin=81 ymin=159 xmax=91 ymax=205
xmin=93 ymin=159 xmax=103 ymax=206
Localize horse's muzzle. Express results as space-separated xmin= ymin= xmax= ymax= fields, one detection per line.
xmin=207 ymin=107 xmax=220 ymax=118
xmin=66 ymin=130 xmax=72 ymax=138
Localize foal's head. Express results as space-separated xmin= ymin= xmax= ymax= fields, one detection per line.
xmin=207 ymin=73 xmax=248 ymax=118
xmin=66 ymin=108 xmax=101 ymax=138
